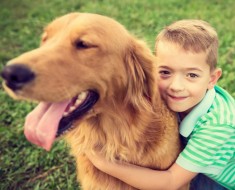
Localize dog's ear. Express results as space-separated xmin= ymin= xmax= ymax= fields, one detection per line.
xmin=124 ymin=38 xmax=157 ymax=109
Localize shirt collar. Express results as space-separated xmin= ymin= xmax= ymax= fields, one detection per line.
xmin=179 ymin=88 xmax=216 ymax=137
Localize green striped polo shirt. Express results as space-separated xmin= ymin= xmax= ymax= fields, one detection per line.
xmin=176 ymin=86 xmax=235 ymax=190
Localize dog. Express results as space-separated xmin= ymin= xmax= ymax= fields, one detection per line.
xmin=1 ymin=13 xmax=182 ymax=190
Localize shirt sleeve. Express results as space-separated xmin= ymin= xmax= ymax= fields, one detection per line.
xmin=176 ymin=122 xmax=235 ymax=175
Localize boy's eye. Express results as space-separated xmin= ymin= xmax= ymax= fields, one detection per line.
xmin=158 ymin=70 xmax=171 ymax=79
xmin=187 ymin=73 xmax=199 ymax=78
xmin=159 ymin=70 xmax=171 ymax=75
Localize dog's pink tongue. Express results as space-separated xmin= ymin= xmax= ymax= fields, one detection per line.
xmin=24 ymin=101 xmax=70 ymax=151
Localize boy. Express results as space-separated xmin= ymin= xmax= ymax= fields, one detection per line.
xmin=87 ymin=20 xmax=235 ymax=189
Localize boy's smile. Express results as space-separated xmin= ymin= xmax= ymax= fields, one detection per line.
xmin=168 ymin=95 xmax=188 ymax=102
xmin=156 ymin=41 xmax=221 ymax=115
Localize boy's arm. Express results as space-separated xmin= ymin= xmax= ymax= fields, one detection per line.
xmin=87 ymin=153 xmax=197 ymax=190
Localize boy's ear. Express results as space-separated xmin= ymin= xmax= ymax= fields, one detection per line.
xmin=208 ymin=68 xmax=222 ymax=89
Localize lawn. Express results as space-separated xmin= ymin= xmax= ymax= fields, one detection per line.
xmin=0 ymin=0 xmax=234 ymax=189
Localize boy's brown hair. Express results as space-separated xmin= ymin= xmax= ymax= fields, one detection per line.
xmin=155 ymin=19 xmax=218 ymax=71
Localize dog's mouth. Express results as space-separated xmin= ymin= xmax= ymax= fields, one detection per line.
xmin=23 ymin=90 xmax=99 ymax=151
xmin=57 ymin=90 xmax=99 ymax=136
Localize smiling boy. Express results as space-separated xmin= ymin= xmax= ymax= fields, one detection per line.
xmin=87 ymin=20 xmax=235 ymax=190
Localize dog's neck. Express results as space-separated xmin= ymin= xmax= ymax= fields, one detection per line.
xmin=65 ymin=94 xmax=167 ymax=160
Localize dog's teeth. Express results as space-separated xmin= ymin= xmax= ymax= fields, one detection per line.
xmin=69 ymin=106 xmax=76 ymax=113
xmin=63 ymin=112 xmax=69 ymax=117
xmin=75 ymin=99 xmax=83 ymax=106
xmin=78 ymin=91 xmax=88 ymax=100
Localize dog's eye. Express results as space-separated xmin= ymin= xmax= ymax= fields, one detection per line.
xmin=75 ymin=40 xmax=90 ymax=49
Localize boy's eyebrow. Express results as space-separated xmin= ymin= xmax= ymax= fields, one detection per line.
xmin=158 ymin=66 xmax=204 ymax=72
xmin=185 ymin=67 xmax=204 ymax=72
xmin=158 ymin=66 xmax=170 ymax=69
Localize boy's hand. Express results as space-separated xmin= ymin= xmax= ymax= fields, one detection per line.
xmin=86 ymin=152 xmax=108 ymax=170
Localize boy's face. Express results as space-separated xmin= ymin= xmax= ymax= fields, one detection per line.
xmin=156 ymin=41 xmax=219 ymax=114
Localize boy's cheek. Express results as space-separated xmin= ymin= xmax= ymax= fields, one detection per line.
xmin=157 ymin=80 xmax=167 ymax=91
xmin=157 ymin=83 xmax=167 ymax=99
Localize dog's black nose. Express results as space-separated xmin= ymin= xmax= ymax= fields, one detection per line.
xmin=1 ymin=64 xmax=35 ymax=91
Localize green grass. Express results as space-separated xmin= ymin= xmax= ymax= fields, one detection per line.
xmin=0 ymin=0 xmax=234 ymax=189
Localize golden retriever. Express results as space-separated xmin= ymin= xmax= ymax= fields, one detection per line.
xmin=1 ymin=13 xmax=182 ymax=190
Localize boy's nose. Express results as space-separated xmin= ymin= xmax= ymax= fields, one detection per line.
xmin=169 ymin=77 xmax=185 ymax=92
xmin=1 ymin=64 xmax=35 ymax=91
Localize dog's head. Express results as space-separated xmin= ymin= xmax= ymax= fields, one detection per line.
xmin=1 ymin=13 xmax=157 ymax=150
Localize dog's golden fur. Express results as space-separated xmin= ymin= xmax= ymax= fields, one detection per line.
xmin=3 ymin=13 xmax=182 ymax=190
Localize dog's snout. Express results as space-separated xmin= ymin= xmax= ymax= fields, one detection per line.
xmin=1 ymin=64 xmax=35 ymax=90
